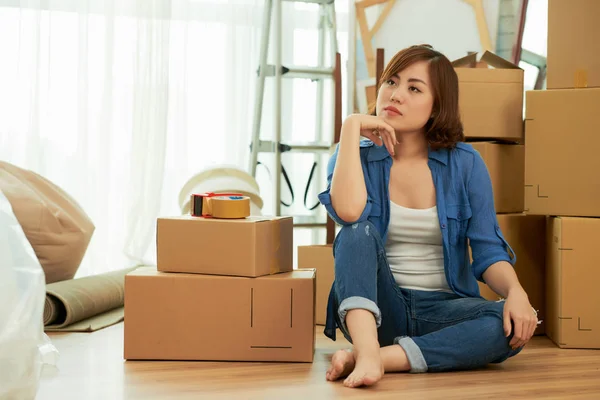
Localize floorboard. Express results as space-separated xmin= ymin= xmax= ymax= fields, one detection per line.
xmin=36 ymin=324 xmax=600 ymax=399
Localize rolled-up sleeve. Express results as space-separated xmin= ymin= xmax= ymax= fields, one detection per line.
xmin=317 ymin=144 xmax=372 ymax=226
xmin=467 ymin=150 xmax=516 ymax=282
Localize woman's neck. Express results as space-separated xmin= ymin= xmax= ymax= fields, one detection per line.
xmin=392 ymin=131 xmax=428 ymax=161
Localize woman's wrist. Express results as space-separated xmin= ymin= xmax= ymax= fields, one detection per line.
xmin=507 ymin=284 xmax=526 ymax=297
xmin=340 ymin=117 xmax=360 ymax=142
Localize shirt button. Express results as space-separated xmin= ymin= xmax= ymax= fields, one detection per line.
xmin=441 ymin=223 xmax=446 ymax=229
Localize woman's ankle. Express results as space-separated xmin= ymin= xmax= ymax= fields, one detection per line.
xmin=345 ymin=309 xmax=380 ymax=350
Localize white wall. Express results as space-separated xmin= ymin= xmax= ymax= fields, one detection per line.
xmin=350 ymin=0 xmax=501 ymax=113
xmin=374 ymin=0 xmax=500 ymax=65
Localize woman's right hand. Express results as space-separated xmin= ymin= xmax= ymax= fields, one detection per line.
xmin=344 ymin=114 xmax=398 ymax=156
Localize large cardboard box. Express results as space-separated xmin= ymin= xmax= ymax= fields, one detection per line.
xmin=546 ymin=217 xmax=600 ymax=349
xmin=476 ymin=214 xmax=546 ymax=335
xmin=157 ymin=215 xmax=293 ymax=277
xmin=124 ymin=267 xmax=316 ymax=362
xmin=471 ymin=142 xmax=524 ymax=213
xmin=298 ymin=245 xmax=334 ymax=326
xmin=548 ymin=0 xmax=600 ymax=89
xmin=453 ymin=51 xmax=524 ymax=142
xmin=524 ymin=89 xmax=600 ymax=217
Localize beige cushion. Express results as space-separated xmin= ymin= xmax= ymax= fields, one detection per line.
xmin=0 ymin=162 xmax=95 ymax=284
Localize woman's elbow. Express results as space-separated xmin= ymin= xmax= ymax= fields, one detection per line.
xmin=336 ymin=209 xmax=363 ymax=224
xmin=330 ymin=198 xmax=366 ymax=223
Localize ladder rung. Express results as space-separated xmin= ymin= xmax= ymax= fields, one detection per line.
xmin=282 ymin=0 xmax=335 ymax=4
xmin=286 ymin=142 xmax=333 ymax=152
xmin=253 ymin=140 xmax=332 ymax=153
xmin=261 ymin=65 xmax=334 ymax=79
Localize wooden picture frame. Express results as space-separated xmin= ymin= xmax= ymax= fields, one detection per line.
xmin=355 ymin=0 xmax=397 ymax=79
xmin=354 ymin=0 xmax=493 ymax=80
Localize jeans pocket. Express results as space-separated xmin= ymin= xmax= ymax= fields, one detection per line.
xmin=447 ymin=204 xmax=472 ymax=246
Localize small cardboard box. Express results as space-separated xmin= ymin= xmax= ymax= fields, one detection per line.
xmin=548 ymin=0 xmax=600 ymax=89
xmin=297 ymin=245 xmax=334 ymax=326
xmin=452 ymin=51 xmax=524 ymax=142
xmin=546 ymin=217 xmax=599 ymax=349
xmin=477 ymin=214 xmax=546 ymax=335
xmin=471 ymin=142 xmax=524 ymax=213
xmin=124 ymin=267 xmax=316 ymax=362
xmin=524 ymin=88 xmax=600 ymax=217
xmin=157 ymin=215 xmax=293 ymax=277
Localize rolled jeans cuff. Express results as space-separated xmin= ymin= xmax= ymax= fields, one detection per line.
xmin=394 ymin=336 xmax=428 ymax=373
xmin=338 ymin=296 xmax=382 ymax=334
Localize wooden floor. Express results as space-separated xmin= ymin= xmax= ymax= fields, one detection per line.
xmin=37 ymin=324 xmax=600 ymax=400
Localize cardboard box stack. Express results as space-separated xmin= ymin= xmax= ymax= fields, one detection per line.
xmin=453 ymin=50 xmax=547 ymax=336
xmin=523 ymin=0 xmax=600 ymax=349
xmin=297 ymin=245 xmax=334 ymax=326
xmin=452 ymin=51 xmax=524 ymax=143
xmin=123 ymin=215 xmax=317 ymax=362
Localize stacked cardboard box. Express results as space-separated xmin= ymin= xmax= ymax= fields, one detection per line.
xmin=454 ymin=51 xmax=547 ymax=336
xmin=123 ymin=215 xmax=317 ymax=362
xmin=523 ymin=0 xmax=600 ymax=349
xmin=452 ymin=51 xmax=524 ymax=143
xmin=298 ymin=245 xmax=334 ymax=326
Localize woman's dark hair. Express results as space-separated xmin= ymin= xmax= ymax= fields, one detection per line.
xmin=370 ymin=44 xmax=465 ymax=149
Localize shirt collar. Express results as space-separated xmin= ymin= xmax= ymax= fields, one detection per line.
xmin=364 ymin=139 xmax=449 ymax=165
xmin=428 ymin=146 xmax=449 ymax=165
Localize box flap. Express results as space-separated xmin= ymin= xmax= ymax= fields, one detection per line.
xmin=453 ymin=51 xmax=520 ymax=70
xmin=451 ymin=52 xmax=477 ymax=67
xmin=480 ymin=51 xmax=520 ymax=70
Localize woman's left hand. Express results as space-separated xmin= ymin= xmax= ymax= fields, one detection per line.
xmin=503 ymin=288 xmax=538 ymax=350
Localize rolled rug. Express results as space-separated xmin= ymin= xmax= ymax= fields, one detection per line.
xmin=44 ymin=266 xmax=140 ymax=332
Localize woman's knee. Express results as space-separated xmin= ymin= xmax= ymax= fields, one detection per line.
xmin=334 ymin=220 xmax=379 ymax=252
xmin=483 ymin=302 xmax=523 ymax=362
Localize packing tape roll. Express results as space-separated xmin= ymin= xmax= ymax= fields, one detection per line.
xmin=209 ymin=196 xmax=251 ymax=219
xmin=190 ymin=192 xmax=250 ymax=218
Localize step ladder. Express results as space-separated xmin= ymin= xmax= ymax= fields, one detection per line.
xmin=494 ymin=0 xmax=523 ymax=62
xmin=248 ymin=0 xmax=342 ymax=242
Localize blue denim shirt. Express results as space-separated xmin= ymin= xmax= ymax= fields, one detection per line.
xmin=318 ymin=140 xmax=516 ymax=299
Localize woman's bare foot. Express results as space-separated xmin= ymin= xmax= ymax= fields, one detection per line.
xmin=326 ymin=349 xmax=355 ymax=381
xmin=343 ymin=345 xmax=384 ymax=388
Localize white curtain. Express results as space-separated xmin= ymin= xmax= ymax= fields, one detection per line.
xmin=0 ymin=0 xmax=349 ymax=277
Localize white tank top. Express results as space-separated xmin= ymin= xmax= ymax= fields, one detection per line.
xmin=385 ymin=200 xmax=452 ymax=292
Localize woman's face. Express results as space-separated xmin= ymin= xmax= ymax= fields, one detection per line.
xmin=375 ymin=60 xmax=435 ymax=134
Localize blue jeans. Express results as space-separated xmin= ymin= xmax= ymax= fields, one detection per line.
xmin=324 ymin=221 xmax=522 ymax=373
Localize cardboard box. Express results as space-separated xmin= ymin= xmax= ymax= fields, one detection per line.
xmin=546 ymin=217 xmax=599 ymax=349
xmin=524 ymin=88 xmax=600 ymax=217
xmin=297 ymin=245 xmax=334 ymax=326
xmin=452 ymin=51 xmax=524 ymax=142
xmin=124 ymin=267 xmax=316 ymax=362
xmin=471 ymin=142 xmax=524 ymax=213
xmin=548 ymin=0 xmax=600 ymax=89
xmin=157 ymin=215 xmax=293 ymax=277
xmin=476 ymin=214 xmax=546 ymax=335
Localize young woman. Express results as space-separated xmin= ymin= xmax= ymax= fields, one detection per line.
xmin=317 ymin=45 xmax=538 ymax=388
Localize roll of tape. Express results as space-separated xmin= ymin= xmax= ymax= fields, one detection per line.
xmin=190 ymin=192 xmax=250 ymax=218
xmin=210 ymin=196 xmax=251 ymax=219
